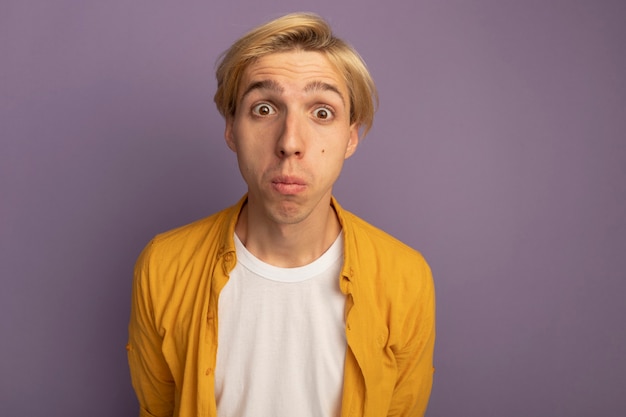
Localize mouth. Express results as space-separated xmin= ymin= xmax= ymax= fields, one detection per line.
xmin=271 ymin=176 xmax=307 ymax=195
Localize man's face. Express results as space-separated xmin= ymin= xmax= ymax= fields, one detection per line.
xmin=225 ymin=50 xmax=359 ymax=226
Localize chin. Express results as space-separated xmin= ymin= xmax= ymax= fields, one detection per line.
xmin=268 ymin=203 xmax=309 ymax=225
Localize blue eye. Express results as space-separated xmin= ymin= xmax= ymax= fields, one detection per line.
xmin=252 ymin=103 xmax=275 ymax=116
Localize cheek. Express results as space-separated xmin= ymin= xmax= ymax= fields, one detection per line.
xmin=237 ymin=156 xmax=261 ymax=185
xmin=243 ymin=122 xmax=279 ymax=147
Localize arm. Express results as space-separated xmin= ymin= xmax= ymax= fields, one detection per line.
xmin=387 ymin=263 xmax=436 ymax=417
xmin=127 ymin=242 xmax=175 ymax=417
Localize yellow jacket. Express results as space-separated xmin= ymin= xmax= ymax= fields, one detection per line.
xmin=128 ymin=196 xmax=435 ymax=417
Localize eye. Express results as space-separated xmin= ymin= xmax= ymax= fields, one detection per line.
xmin=252 ymin=103 xmax=276 ymax=116
xmin=313 ymin=106 xmax=334 ymax=120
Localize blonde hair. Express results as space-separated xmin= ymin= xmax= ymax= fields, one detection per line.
xmin=214 ymin=12 xmax=378 ymax=137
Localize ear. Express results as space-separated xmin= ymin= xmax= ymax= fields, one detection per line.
xmin=225 ymin=117 xmax=237 ymax=152
xmin=344 ymin=123 xmax=360 ymax=159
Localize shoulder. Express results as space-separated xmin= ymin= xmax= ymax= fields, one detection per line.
xmin=337 ymin=204 xmax=435 ymax=349
xmin=135 ymin=202 xmax=238 ymax=276
xmin=338 ymin=206 xmax=433 ymax=301
xmin=132 ymin=203 xmax=239 ymax=313
xmin=152 ymin=208 xmax=228 ymax=251
xmin=341 ymin=208 xmax=429 ymax=271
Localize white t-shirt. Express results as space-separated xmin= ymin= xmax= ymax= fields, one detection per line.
xmin=214 ymin=233 xmax=346 ymax=417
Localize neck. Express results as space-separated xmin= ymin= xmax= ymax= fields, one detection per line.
xmin=235 ymin=199 xmax=341 ymax=268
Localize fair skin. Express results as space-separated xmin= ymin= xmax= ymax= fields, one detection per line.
xmin=225 ymin=50 xmax=359 ymax=267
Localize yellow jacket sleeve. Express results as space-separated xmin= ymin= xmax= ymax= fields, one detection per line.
xmin=387 ymin=261 xmax=436 ymax=417
xmin=127 ymin=241 xmax=176 ymax=417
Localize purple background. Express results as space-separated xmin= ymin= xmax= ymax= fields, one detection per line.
xmin=2 ymin=1 xmax=625 ymax=415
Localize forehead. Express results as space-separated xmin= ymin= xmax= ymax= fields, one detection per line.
xmin=239 ymin=50 xmax=347 ymax=97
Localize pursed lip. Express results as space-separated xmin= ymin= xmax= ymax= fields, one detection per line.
xmin=271 ymin=175 xmax=307 ymax=194
xmin=272 ymin=175 xmax=306 ymax=185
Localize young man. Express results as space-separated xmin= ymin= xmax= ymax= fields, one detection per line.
xmin=128 ymin=12 xmax=435 ymax=417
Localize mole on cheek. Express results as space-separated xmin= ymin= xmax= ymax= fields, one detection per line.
xmin=322 ymin=149 xmax=325 ymax=154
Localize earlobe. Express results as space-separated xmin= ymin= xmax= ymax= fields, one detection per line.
xmin=344 ymin=124 xmax=360 ymax=159
xmin=225 ymin=118 xmax=237 ymax=152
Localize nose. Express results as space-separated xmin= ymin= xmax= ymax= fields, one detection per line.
xmin=275 ymin=111 xmax=304 ymax=158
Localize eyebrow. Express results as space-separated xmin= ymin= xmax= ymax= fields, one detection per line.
xmin=304 ymin=80 xmax=345 ymax=104
xmin=240 ymin=79 xmax=345 ymax=105
xmin=240 ymin=79 xmax=284 ymax=101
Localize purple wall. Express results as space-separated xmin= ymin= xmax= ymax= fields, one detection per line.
xmin=2 ymin=1 xmax=625 ymax=415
